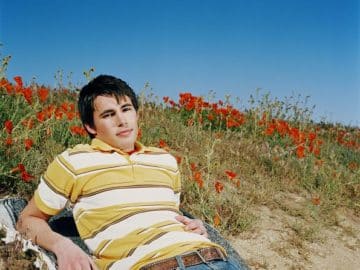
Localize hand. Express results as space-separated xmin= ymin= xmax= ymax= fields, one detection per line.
xmin=175 ymin=215 xmax=208 ymax=238
xmin=53 ymin=238 xmax=99 ymax=270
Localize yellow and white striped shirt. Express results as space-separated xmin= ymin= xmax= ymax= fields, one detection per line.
xmin=34 ymin=138 xmax=222 ymax=270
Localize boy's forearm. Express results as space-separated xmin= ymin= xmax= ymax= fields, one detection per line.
xmin=17 ymin=214 xmax=98 ymax=270
xmin=16 ymin=215 xmax=71 ymax=254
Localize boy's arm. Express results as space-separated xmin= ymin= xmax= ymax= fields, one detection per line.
xmin=16 ymin=197 xmax=98 ymax=270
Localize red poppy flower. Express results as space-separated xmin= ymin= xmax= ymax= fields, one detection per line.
xmin=296 ymin=145 xmax=305 ymax=158
xmin=55 ymin=108 xmax=63 ymax=120
xmin=311 ymin=196 xmax=320 ymax=206
xmin=21 ymin=170 xmax=34 ymax=182
xmin=36 ymin=111 xmax=46 ymax=122
xmin=289 ymin=127 xmax=300 ymax=142
xmin=66 ymin=112 xmax=76 ymax=121
xmin=265 ymin=124 xmax=276 ymax=136
xmin=13 ymin=76 xmax=23 ymax=91
xmin=308 ymin=132 xmax=316 ymax=141
xmin=163 ymin=96 xmax=169 ymax=103
xmin=275 ymin=119 xmax=289 ymax=137
xmin=70 ymin=126 xmax=87 ymax=136
xmin=215 ymin=181 xmax=224 ymax=193
xmin=22 ymin=87 xmax=33 ymax=104
xmin=225 ymin=170 xmax=236 ymax=180
xmin=5 ymin=137 xmax=13 ymax=146
xmin=69 ymin=103 xmax=75 ymax=112
xmin=226 ymin=117 xmax=239 ymax=128
xmin=193 ymin=171 xmax=204 ymax=188
xmin=24 ymin=138 xmax=34 ymax=151
xmin=196 ymin=178 xmax=204 ymax=188
xmin=158 ymin=139 xmax=167 ymax=148
xmin=37 ymin=87 xmax=49 ymax=102
xmin=169 ymin=100 xmax=176 ymax=107
xmin=313 ymin=147 xmax=320 ymax=157
xmin=4 ymin=120 xmax=13 ymax=134
xmin=193 ymin=171 xmax=201 ymax=182
xmin=1 ymin=78 xmax=13 ymax=94
xmin=0 ymin=78 xmax=8 ymax=87
xmin=207 ymin=113 xmax=215 ymax=121
xmin=10 ymin=163 xmax=25 ymax=173
xmin=190 ymin=163 xmax=197 ymax=171
xmin=18 ymin=163 xmax=25 ymax=172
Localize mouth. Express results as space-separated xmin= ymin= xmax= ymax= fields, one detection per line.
xmin=117 ymin=129 xmax=133 ymax=137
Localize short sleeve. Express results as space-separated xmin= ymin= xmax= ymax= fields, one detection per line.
xmin=34 ymin=154 xmax=75 ymax=216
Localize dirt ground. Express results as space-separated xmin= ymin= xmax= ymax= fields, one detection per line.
xmin=229 ymin=205 xmax=360 ymax=270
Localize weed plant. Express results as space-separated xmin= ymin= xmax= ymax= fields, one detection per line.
xmin=0 ymin=57 xmax=359 ymax=236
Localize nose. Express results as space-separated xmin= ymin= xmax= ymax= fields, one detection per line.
xmin=115 ymin=111 xmax=126 ymax=127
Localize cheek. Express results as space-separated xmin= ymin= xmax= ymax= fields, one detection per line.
xmin=131 ymin=115 xmax=139 ymax=126
xmin=98 ymin=122 xmax=113 ymax=133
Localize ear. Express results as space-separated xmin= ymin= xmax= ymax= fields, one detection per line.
xmin=85 ymin=124 xmax=97 ymax=136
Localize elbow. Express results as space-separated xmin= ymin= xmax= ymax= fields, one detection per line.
xmin=16 ymin=212 xmax=25 ymax=232
xmin=16 ymin=210 xmax=32 ymax=235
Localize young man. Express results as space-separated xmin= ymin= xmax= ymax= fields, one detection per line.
xmin=17 ymin=75 xmax=241 ymax=270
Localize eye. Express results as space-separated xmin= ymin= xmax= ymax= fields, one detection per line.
xmin=122 ymin=106 xmax=132 ymax=112
xmin=102 ymin=112 xmax=115 ymax=118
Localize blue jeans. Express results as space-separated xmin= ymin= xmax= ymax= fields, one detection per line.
xmin=174 ymin=256 xmax=243 ymax=270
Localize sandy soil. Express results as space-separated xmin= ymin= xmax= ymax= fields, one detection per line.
xmin=229 ymin=204 xmax=360 ymax=270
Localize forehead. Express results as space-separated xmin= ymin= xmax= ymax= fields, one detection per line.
xmin=93 ymin=95 xmax=132 ymax=110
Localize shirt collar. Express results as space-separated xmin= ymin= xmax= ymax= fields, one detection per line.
xmin=90 ymin=138 xmax=156 ymax=155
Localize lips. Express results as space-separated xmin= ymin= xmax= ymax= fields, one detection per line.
xmin=117 ymin=129 xmax=133 ymax=137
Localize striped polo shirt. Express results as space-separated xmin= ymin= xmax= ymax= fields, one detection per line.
xmin=34 ymin=138 xmax=223 ymax=270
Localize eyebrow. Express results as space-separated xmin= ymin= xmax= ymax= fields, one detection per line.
xmin=121 ymin=103 xmax=133 ymax=108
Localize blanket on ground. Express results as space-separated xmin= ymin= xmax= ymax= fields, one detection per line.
xmin=0 ymin=197 xmax=249 ymax=269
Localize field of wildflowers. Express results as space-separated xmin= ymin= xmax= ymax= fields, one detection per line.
xmin=0 ymin=56 xmax=359 ymax=239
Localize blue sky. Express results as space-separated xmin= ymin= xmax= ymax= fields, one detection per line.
xmin=1 ymin=0 xmax=359 ymax=126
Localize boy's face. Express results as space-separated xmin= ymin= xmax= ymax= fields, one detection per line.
xmin=85 ymin=95 xmax=138 ymax=152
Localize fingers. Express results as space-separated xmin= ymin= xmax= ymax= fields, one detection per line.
xmin=189 ymin=221 xmax=208 ymax=238
xmin=59 ymin=259 xmax=96 ymax=270
xmin=175 ymin=215 xmax=190 ymax=224
xmin=57 ymin=248 xmax=98 ymax=270
xmin=175 ymin=215 xmax=208 ymax=237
